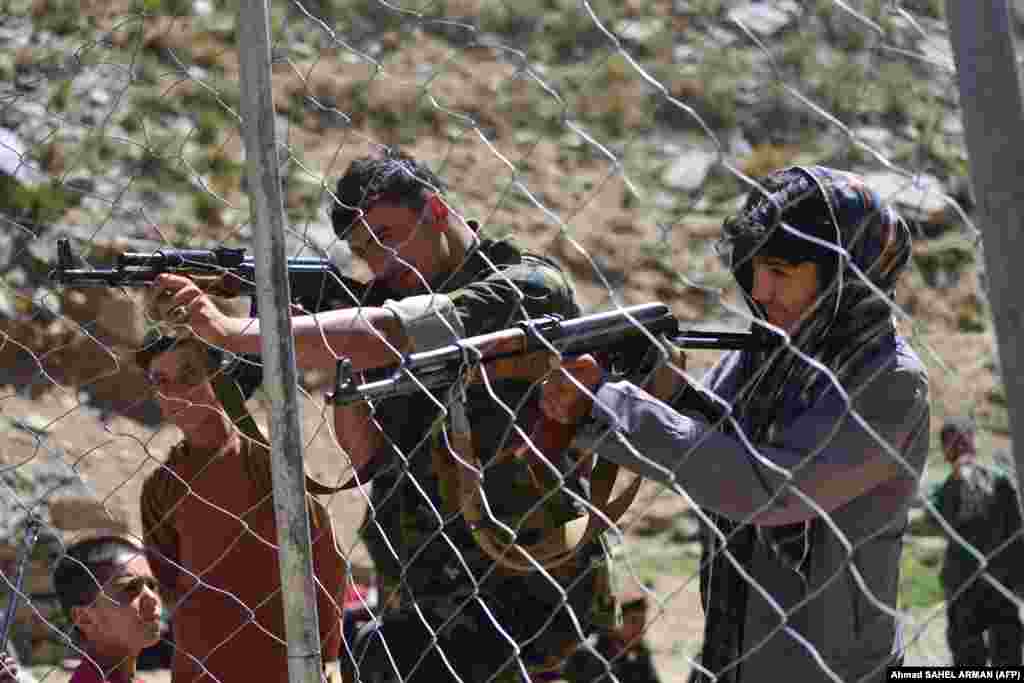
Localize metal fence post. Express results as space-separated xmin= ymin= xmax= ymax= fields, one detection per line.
xmin=946 ymin=0 xmax=1024 ymax=481
xmin=236 ymin=2 xmax=325 ymax=682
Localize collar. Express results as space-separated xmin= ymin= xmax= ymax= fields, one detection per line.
xmin=427 ymin=237 xmax=523 ymax=294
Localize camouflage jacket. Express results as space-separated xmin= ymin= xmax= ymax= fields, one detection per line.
xmin=360 ymin=238 xmax=617 ymax=639
xmin=927 ymin=460 xmax=1024 ymax=591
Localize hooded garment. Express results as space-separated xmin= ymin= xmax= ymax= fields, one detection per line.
xmin=582 ymin=166 xmax=930 ymax=682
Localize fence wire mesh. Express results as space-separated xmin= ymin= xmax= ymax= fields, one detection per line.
xmin=0 ymin=0 xmax=1018 ymax=681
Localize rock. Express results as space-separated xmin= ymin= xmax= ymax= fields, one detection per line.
xmin=0 ymin=128 xmax=41 ymax=184
xmin=59 ymin=285 xmax=146 ymax=349
xmin=0 ymin=288 xmax=17 ymax=319
xmin=917 ymin=34 xmax=955 ymax=72
xmin=852 ymin=126 xmax=895 ymax=151
xmin=726 ymin=1 xmax=801 ymax=37
xmin=87 ymin=89 xmax=111 ymax=108
xmin=860 ymin=171 xmax=948 ymax=221
xmin=661 ymin=146 xmax=718 ymax=192
xmin=616 ymin=18 xmax=668 ymax=44
xmin=48 ymin=498 xmax=131 ymax=534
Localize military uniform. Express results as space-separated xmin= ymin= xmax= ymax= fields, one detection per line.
xmin=352 ymin=238 xmax=617 ymax=682
xmin=928 ymin=460 xmax=1024 ymax=665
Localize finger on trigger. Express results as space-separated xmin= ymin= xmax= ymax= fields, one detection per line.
xmin=171 ymin=304 xmax=189 ymax=323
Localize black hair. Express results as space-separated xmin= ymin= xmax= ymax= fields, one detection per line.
xmin=135 ymin=334 xmax=224 ymax=377
xmin=330 ymin=149 xmax=447 ymax=240
xmin=53 ymin=536 xmax=146 ymax=616
xmin=721 ymin=168 xmax=842 ymax=294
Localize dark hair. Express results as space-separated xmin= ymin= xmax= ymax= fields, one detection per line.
xmin=721 ymin=168 xmax=842 ymax=292
xmin=53 ymin=536 xmax=146 ymax=616
xmin=941 ymin=416 xmax=976 ymax=442
xmin=330 ymin=149 xmax=447 ymax=239
xmin=135 ymin=334 xmax=224 ymax=376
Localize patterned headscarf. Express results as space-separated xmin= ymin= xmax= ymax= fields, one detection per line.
xmin=697 ymin=166 xmax=913 ymax=682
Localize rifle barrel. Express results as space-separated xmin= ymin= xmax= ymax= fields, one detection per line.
xmin=670 ymin=330 xmax=755 ymax=350
xmin=50 ymin=235 xmax=339 ymax=289
xmin=0 ymin=517 xmax=41 ymax=652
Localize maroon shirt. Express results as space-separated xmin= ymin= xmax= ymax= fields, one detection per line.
xmin=68 ymin=660 xmax=142 ymax=683
xmin=141 ymin=438 xmax=344 ymax=683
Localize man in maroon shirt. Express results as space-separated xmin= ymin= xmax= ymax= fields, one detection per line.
xmin=137 ymin=335 xmax=345 ymax=682
xmin=52 ymin=535 xmax=163 ymax=683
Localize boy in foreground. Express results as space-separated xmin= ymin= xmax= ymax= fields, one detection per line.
xmin=53 ymin=536 xmax=164 ymax=683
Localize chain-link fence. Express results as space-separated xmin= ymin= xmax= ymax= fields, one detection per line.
xmin=2 ymin=0 xmax=1022 ymax=681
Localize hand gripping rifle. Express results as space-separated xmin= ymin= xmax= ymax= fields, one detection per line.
xmin=0 ymin=516 xmax=42 ymax=655
xmin=326 ymin=302 xmax=756 ymax=573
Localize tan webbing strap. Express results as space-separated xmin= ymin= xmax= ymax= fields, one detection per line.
xmin=436 ymin=341 xmax=687 ymax=575
xmin=435 ymin=375 xmax=642 ymax=575
xmin=211 ymin=372 xmax=343 ymax=503
xmin=462 ymin=448 xmax=641 ymax=575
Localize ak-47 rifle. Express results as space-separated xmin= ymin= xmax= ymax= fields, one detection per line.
xmin=325 ymin=302 xmax=758 ymax=573
xmin=50 ymin=237 xmax=396 ymax=400
xmin=49 ymin=237 xmax=377 ymax=313
xmin=326 ymin=301 xmax=755 ymax=406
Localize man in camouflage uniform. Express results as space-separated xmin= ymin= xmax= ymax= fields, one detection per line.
xmin=928 ymin=416 xmax=1024 ymax=666
xmin=153 ymin=150 xmax=617 ymax=682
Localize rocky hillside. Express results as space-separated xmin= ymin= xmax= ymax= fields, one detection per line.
xmin=0 ymin=0 xmax=1018 ymax=672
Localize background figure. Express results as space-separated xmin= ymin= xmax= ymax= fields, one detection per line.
xmin=562 ymin=592 xmax=662 ymax=683
xmin=540 ymin=166 xmax=929 ymax=683
xmin=136 ymin=336 xmax=345 ymax=682
xmin=52 ymin=536 xmax=163 ymax=683
xmin=926 ymin=416 xmax=1024 ymax=666
xmin=150 ymin=148 xmax=617 ymax=681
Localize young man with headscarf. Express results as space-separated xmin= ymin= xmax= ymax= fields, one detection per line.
xmin=539 ymin=166 xmax=930 ymax=682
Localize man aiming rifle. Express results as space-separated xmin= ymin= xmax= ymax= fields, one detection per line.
xmin=144 ymin=148 xmax=767 ymax=681
xmin=538 ymin=166 xmax=929 ymax=683
xmin=147 ymin=148 xmax=617 ymax=682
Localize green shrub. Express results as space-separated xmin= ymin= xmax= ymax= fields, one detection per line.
xmin=899 ymin=546 xmax=944 ymax=609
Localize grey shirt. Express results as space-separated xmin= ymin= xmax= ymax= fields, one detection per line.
xmin=583 ymin=335 xmax=929 ymax=681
